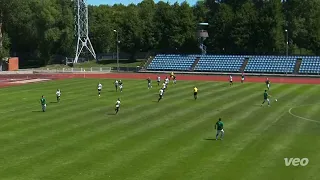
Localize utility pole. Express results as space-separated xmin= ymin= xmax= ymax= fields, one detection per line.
xmin=114 ymin=30 xmax=119 ymax=72
xmin=285 ymin=29 xmax=288 ymax=56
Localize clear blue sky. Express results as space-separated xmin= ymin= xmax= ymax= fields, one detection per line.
xmin=87 ymin=0 xmax=198 ymax=6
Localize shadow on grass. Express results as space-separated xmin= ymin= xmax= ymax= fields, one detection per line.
xmin=203 ymin=138 xmax=216 ymax=141
xmin=107 ymin=113 xmax=116 ymax=115
xmin=32 ymin=110 xmax=44 ymax=113
xmin=50 ymin=102 xmax=58 ymax=104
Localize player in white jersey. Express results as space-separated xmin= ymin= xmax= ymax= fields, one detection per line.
xmin=98 ymin=83 xmax=102 ymax=96
xmin=229 ymin=75 xmax=233 ymax=86
xmin=56 ymin=89 xmax=61 ymax=102
xmin=157 ymin=76 xmax=161 ymax=86
xmin=115 ymin=98 xmax=121 ymax=114
xmin=114 ymin=80 xmax=119 ymax=92
xmin=119 ymin=80 xmax=123 ymax=92
xmin=173 ymin=75 xmax=176 ymax=84
xmin=162 ymin=82 xmax=167 ymax=91
xmin=158 ymin=88 xmax=164 ymax=102
xmin=165 ymin=77 xmax=169 ymax=85
xmin=241 ymin=73 xmax=245 ymax=83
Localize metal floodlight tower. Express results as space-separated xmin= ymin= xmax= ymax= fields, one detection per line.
xmin=74 ymin=0 xmax=96 ymax=63
xmin=198 ymin=23 xmax=209 ymax=55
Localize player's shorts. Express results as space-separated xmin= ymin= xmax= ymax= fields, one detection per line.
xmin=264 ymin=98 xmax=269 ymax=101
xmin=267 ymin=84 xmax=270 ymax=88
xmin=98 ymin=89 xmax=101 ymax=91
xmin=159 ymin=94 xmax=163 ymax=98
xmin=230 ymin=80 xmax=233 ymax=83
xmin=217 ymin=129 xmax=224 ymax=134
xmin=241 ymin=78 xmax=244 ymax=81
xmin=194 ymin=92 xmax=197 ymax=96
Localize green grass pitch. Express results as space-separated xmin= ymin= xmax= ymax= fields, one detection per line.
xmin=0 ymin=78 xmax=320 ymax=180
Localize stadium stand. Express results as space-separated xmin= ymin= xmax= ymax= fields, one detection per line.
xmin=147 ymin=54 xmax=196 ymax=71
xmin=299 ymin=56 xmax=320 ymax=74
xmin=244 ymin=56 xmax=296 ymax=73
xmin=194 ymin=55 xmax=245 ymax=72
xmin=146 ymin=54 xmax=320 ymax=74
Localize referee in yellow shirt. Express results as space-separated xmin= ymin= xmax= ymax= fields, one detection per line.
xmin=193 ymin=87 xmax=198 ymax=100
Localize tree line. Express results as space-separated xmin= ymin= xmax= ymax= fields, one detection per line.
xmin=0 ymin=0 xmax=320 ymax=67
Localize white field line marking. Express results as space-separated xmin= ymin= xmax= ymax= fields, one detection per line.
xmin=288 ymin=104 xmax=320 ymax=124
xmin=9 ymin=78 xmax=51 ymax=84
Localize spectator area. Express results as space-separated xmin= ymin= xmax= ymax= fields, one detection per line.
xmin=146 ymin=54 xmax=320 ymax=74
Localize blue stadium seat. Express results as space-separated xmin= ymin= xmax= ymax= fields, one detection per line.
xmin=299 ymin=56 xmax=320 ymax=74
xmin=244 ymin=56 xmax=296 ymax=73
xmin=147 ymin=54 xmax=196 ymax=71
xmin=194 ymin=55 xmax=245 ymax=72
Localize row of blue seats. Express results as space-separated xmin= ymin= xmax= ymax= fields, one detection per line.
xmin=156 ymin=54 xmax=320 ymax=59
xmin=147 ymin=54 xmax=320 ymax=73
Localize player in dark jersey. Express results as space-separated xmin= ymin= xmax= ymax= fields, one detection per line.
xmin=40 ymin=95 xmax=46 ymax=112
xmin=215 ymin=118 xmax=224 ymax=140
xmin=265 ymin=78 xmax=270 ymax=90
xmin=261 ymin=90 xmax=271 ymax=106
xmin=147 ymin=77 xmax=152 ymax=89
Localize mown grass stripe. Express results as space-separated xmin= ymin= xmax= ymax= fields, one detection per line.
xmin=122 ymin=84 xmax=287 ymax=180
xmin=0 ymin=80 xmax=199 ymax=153
xmin=0 ymin=80 xmax=215 ymax=172
xmin=161 ymin=83 xmax=304 ymax=179
xmin=0 ymin=79 xmax=151 ymax=129
xmin=188 ymin=85 xmax=312 ymax=180
xmin=5 ymin=81 xmax=229 ymax=177
xmin=239 ymin=87 xmax=320 ymax=180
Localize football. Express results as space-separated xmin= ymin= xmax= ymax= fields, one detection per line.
xmin=275 ymin=99 xmax=278 ymax=102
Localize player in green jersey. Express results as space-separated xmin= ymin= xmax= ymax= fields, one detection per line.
xmin=40 ymin=95 xmax=46 ymax=112
xmin=261 ymin=90 xmax=271 ymax=106
xmin=215 ymin=118 xmax=224 ymax=140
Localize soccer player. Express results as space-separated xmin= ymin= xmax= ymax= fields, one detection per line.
xmin=157 ymin=76 xmax=161 ymax=86
xmin=40 ymin=95 xmax=46 ymax=112
xmin=215 ymin=118 xmax=224 ymax=140
xmin=114 ymin=80 xmax=119 ymax=92
xmin=98 ymin=82 xmax=102 ymax=97
xmin=115 ymin=98 xmax=121 ymax=114
xmin=265 ymin=78 xmax=270 ymax=90
xmin=56 ymin=89 xmax=61 ymax=102
xmin=119 ymin=80 xmax=123 ymax=92
xmin=170 ymin=72 xmax=174 ymax=79
xmin=229 ymin=75 xmax=233 ymax=86
xmin=165 ymin=77 xmax=169 ymax=85
xmin=173 ymin=75 xmax=176 ymax=84
xmin=193 ymin=86 xmax=198 ymax=100
xmin=162 ymin=82 xmax=167 ymax=91
xmin=147 ymin=77 xmax=152 ymax=89
xmin=241 ymin=73 xmax=245 ymax=83
xmin=158 ymin=88 xmax=164 ymax=102
xmin=261 ymin=89 xmax=271 ymax=107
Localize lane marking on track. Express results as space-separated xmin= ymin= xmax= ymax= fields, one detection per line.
xmin=288 ymin=104 xmax=320 ymax=124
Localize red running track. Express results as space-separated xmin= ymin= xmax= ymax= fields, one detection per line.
xmin=0 ymin=73 xmax=320 ymax=88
